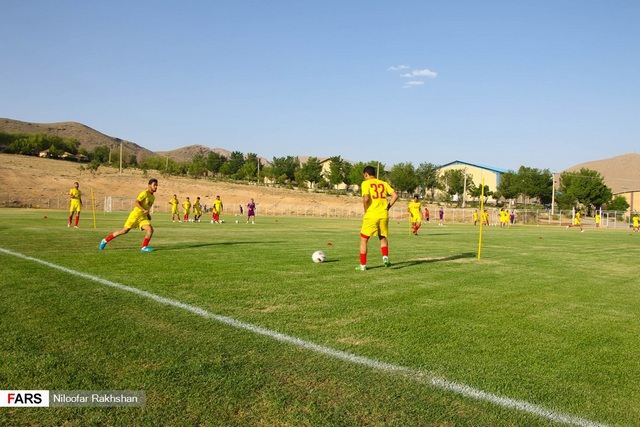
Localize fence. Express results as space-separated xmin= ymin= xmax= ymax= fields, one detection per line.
xmin=1 ymin=195 xmax=633 ymax=228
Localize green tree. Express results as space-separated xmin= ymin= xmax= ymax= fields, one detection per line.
xmin=270 ymin=156 xmax=300 ymax=184
xmin=341 ymin=161 xmax=353 ymax=188
xmin=440 ymin=169 xmax=466 ymax=204
xmin=206 ymin=151 xmax=227 ymax=174
xmin=389 ymin=162 xmax=418 ymax=195
xmin=557 ymin=168 xmax=613 ymax=213
xmin=299 ymin=157 xmax=324 ymax=186
xmin=241 ymin=153 xmax=259 ymax=181
xmin=327 ymin=156 xmax=346 ymax=188
xmin=348 ymin=162 xmax=368 ymax=188
xmin=226 ymin=151 xmax=245 ymax=176
xmin=91 ymin=145 xmax=111 ymax=163
xmin=189 ymin=154 xmax=208 ymax=178
xmin=518 ymin=166 xmax=553 ymax=205
xmin=416 ymin=162 xmax=440 ymax=200
xmin=606 ymin=195 xmax=630 ymax=212
xmin=138 ymin=156 xmax=166 ymax=171
xmin=496 ymin=170 xmax=520 ymax=202
xmin=468 ymin=181 xmax=493 ymax=203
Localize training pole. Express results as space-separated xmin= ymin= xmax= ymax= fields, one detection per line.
xmin=91 ymin=187 xmax=97 ymax=229
xmin=477 ymin=178 xmax=485 ymax=260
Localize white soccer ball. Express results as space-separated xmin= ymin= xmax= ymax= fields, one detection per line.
xmin=312 ymin=250 xmax=326 ymax=263
xmin=235 ymin=220 xmax=239 ymax=224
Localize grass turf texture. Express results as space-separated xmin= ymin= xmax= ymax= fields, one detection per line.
xmin=1 ymin=209 xmax=640 ymax=426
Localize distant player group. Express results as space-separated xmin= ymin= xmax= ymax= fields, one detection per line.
xmin=68 ymin=165 xmax=638 ymax=267
xmin=167 ymin=194 xmax=256 ymax=225
xmin=74 ymin=178 xmax=260 ymax=253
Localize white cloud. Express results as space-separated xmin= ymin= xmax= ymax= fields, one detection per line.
xmin=388 ymin=65 xmax=410 ymax=71
xmin=401 ymin=68 xmax=437 ymax=78
xmin=402 ymin=81 xmax=425 ymax=89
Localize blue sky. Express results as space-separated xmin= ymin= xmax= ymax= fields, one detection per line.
xmin=2 ymin=1 xmax=639 ymax=172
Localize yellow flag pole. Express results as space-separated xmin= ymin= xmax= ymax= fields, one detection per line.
xmin=477 ymin=178 xmax=485 ymax=260
xmin=91 ymin=187 xmax=97 ymax=229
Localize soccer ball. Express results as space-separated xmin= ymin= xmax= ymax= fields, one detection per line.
xmin=235 ymin=220 xmax=239 ymax=224
xmin=312 ymin=250 xmax=326 ymax=263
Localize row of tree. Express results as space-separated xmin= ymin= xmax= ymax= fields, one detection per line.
xmin=1 ymin=132 xmax=626 ymax=212
xmin=424 ymin=165 xmax=627 ymax=213
xmin=1 ymin=132 xmax=82 ymax=158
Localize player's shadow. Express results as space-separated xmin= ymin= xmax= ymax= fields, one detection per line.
xmin=162 ymin=240 xmax=286 ymax=250
xmin=389 ymin=252 xmax=476 ymax=269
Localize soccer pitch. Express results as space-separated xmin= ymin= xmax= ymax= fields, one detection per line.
xmin=2 ymin=209 xmax=639 ymax=426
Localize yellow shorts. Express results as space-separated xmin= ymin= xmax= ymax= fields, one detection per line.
xmin=171 ymin=207 xmax=179 ymax=214
xmin=124 ymin=210 xmax=150 ymax=230
xmin=360 ymin=216 xmax=389 ymax=238
xmin=69 ymin=200 xmax=82 ymax=213
xmin=194 ymin=208 xmax=202 ymax=215
xmin=410 ymin=213 xmax=421 ymax=223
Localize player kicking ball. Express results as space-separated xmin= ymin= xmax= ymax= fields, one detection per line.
xmin=100 ymin=178 xmax=158 ymax=252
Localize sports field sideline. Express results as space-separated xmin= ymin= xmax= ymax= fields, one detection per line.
xmin=2 ymin=208 xmax=639 ymax=426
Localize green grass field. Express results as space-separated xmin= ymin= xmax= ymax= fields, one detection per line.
xmin=2 ymin=208 xmax=639 ymax=426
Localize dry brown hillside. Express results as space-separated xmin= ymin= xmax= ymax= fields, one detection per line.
xmin=0 ymin=154 xmax=361 ymax=215
xmin=565 ymin=153 xmax=640 ymax=194
xmin=0 ymin=118 xmax=155 ymax=161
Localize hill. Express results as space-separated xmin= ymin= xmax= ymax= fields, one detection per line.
xmin=155 ymin=145 xmax=230 ymax=163
xmin=565 ymin=153 xmax=640 ymax=194
xmin=0 ymin=118 xmax=155 ymax=161
xmin=156 ymin=145 xmax=270 ymax=165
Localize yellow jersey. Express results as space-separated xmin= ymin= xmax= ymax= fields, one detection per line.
xmin=409 ymin=201 xmax=421 ymax=220
xmin=135 ymin=190 xmax=155 ymax=213
xmin=361 ymin=178 xmax=395 ymax=219
xmin=69 ymin=188 xmax=82 ymax=200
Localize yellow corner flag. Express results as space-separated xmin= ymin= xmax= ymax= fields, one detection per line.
xmin=91 ymin=187 xmax=97 ymax=229
xmin=477 ymin=178 xmax=485 ymax=260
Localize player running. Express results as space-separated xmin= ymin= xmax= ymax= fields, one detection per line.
xmin=408 ymin=195 xmax=422 ymax=236
xmin=99 ymin=178 xmax=158 ymax=252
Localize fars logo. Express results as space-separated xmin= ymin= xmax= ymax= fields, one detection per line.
xmin=0 ymin=390 xmax=49 ymax=407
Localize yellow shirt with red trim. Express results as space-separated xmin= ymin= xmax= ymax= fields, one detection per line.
xmin=361 ymin=178 xmax=395 ymax=219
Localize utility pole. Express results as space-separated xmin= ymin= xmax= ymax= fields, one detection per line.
xmin=462 ymin=170 xmax=467 ymax=208
xmin=551 ymin=173 xmax=556 ymax=215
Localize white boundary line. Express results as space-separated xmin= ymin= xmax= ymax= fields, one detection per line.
xmin=0 ymin=247 xmax=611 ymax=427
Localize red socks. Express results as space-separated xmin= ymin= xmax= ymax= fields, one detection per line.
xmin=360 ymin=254 xmax=367 ymax=266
